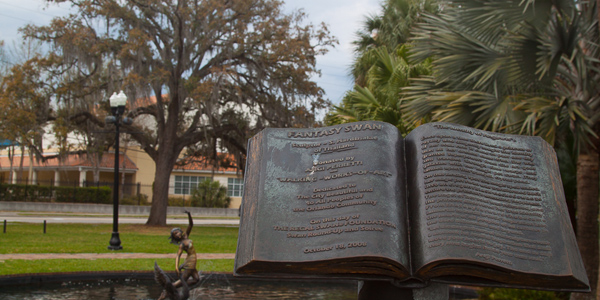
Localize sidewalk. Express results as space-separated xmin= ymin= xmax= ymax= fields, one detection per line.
xmin=0 ymin=211 xmax=239 ymax=225
xmin=0 ymin=253 xmax=235 ymax=260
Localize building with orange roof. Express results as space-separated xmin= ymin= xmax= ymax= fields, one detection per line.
xmin=168 ymin=154 xmax=244 ymax=208
xmin=0 ymin=147 xmax=244 ymax=208
xmin=0 ymin=93 xmax=246 ymax=208
xmin=0 ymin=151 xmax=138 ymax=188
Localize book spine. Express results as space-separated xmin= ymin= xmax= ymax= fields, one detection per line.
xmin=235 ymin=130 xmax=265 ymax=272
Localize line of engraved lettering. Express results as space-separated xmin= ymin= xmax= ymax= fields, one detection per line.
xmin=303 ymin=200 xmax=378 ymax=212
xmin=453 ymin=242 xmax=504 ymax=256
xmin=315 ymin=158 xmax=345 ymax=165
xmin=426 ymin=197 xmax=532 ymax=223
xmin=465 ymin=176 xmax=539 ymax=192
xmin=277 ymin=177 xmax=317 ymax=183
xmin=441 ymin=166 xmax=496 ymax=179
xmin=427 ymin=206 xmax=546 ymax=230
xmin=305 ymin=204 xmax=336 ymax=211
xmin=423 ymin=167 xmax=445 ymax=173
xmin=304 ymin=246 xmax=334 ymax=254
xmin=326 ymin=161 xmax=364 ymax=171
xmin=313 ymin=184 xmax=355 ymax=193
xmin=357 ymin=226 xmax=384 ymax=232
xmin=288 ymin=226 xmax=316 ymax=231
xmin=317 ymin=143 xmax=356 ymax=154
xmin=288 ymin=127 xmax=343 ymax=138
xmin=423 ymin=161 xmax=447 ymax=169
xmin=314 ymin=221 xmax=349 ymax=230
xmin=502 ymin=251 xmax=545 ymax=262
xmin=288 ymin=233 xmax=307 ymax=238
xmin=504 ymin=244 xmax=552 ymax=257
xmin=427 ymin=191 xmax=544 ymax=220
xmin=292 ymin=142 xmax=321 ymax=148
xmin=433 ymin=217 xmax=524 ymax=236
xmin=325 ymin=188 xmax=360 ymax=197
xmin=430 ymin=225 xmax=551 ymax=248
xmin=326 ymin=195 xmax=357 ymax=203
xmin=475 ymin=253 xmax=514 ymax=266
xmin=332 ymin=136 xmax=379 ymax=144
xmin=421 ymin=136 xmax=440 ymax=141
xmin=305 ymin=199 xmax=326 ymax=206
xmin=454 ymin=180 xmax=543 ymax=202
xmin=335 ymin=200 xmax=378 ymax=208
xmin=430 ymin=231 xmax=552 ymax=258
xmin=306 ymin=228 xmax=345 ymax=237
xmin=321 ymin=170 xmax=370 ymax=180
xmin=430 ymin=183 xmax=542 ymax=203
xmin=347 ymin=219 xmax=397 ymax=229
xmin=432 ymin=194 xmax=544 ymax=218
xmin=370 ymin=170 xmax=393 ymax=177
xmin=432 ymin=138 xmax=534 ymax=165
xmin=343 ymin=123 xmax=383 ymax=132
xmin=422 ymin=152 xmax=445 ymax=159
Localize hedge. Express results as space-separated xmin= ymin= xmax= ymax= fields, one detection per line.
xmin=0 ymin=183 xmax=111 ymax=204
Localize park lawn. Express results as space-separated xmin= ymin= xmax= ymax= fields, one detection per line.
xmin=0 ymin=258 xmax=235 ymax=276
xmin=0 ymin=223 xmax=238 ymax=254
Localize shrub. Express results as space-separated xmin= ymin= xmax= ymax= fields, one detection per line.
xmin=121 ymin=194 xmax=150 ymax=206
xmin=54 ymin=186 xmax=112 ymax=204
xmin=0 ymin=183 xmax=111 ymax=204
xmin=190 ymin=179 xmax=231 ymax=208
xmin=168 ymin=196 xmax=191 ymax=207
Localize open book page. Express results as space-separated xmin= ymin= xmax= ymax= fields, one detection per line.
xmin=404 ymin=123 xmax=588 ymax=289
xmin=238 ymin=121 xmax=410 ymax=278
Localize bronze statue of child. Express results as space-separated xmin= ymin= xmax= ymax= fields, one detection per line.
xmin=158 ymin=210 xmax=200 ymax=300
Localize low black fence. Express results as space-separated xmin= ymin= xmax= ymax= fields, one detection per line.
xmin=0 ymin=179 xmax=152 ymax=205
xmin=0 ymin=183 xmax=111 ymax=204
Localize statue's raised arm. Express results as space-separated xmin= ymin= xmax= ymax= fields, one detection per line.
xmin=184 ymin=210 xmax=193 ymax=237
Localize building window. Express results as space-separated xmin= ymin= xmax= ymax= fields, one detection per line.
xmin=174 ymin=175 xmax=206 ymax=195
xmin=227 ymin=178 xmax=244 ymax=197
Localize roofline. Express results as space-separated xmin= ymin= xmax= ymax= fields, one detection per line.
xmin=171 ymin=169 xmax=241 ymax=176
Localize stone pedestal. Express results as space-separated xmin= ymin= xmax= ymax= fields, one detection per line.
xmin=358 ymin=281 xmax=448 ymax=300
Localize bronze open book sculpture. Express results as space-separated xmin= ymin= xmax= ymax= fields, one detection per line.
xmin=235 ymin=121 xmax=589 ymax=292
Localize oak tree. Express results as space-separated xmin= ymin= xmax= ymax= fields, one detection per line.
xmin=24 ymin=0 xmax=335 ymax=225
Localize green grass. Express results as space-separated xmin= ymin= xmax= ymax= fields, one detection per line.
xmin=0 ymin=259 xmax=235 ymax=276
xmin=0 ymin=223 xmax=238 ymax=275
xmin=0 ymin=223 xmax=238 ymax=254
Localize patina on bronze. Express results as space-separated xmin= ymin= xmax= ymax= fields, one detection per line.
xmin=235 ymin=121 xmax=589 ymax=298
xmin=158 ymin=211 xmax=200 ymax=300
xmin=154 ymin=262 xmax=190 ymax=300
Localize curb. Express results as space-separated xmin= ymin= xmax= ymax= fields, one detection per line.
xmin=0 ymin=271 xmax=233 ymax=287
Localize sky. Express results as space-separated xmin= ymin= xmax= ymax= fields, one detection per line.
xmin=0 ymin=0 xmax=382 ymax=104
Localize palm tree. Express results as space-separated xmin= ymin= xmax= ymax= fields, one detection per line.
xmin=350 ymin=0 xmax=440 ymax=87
xmin=328 ymin=45 xmax=432 ymax=135
xmin=406 ymin=1 xmax=600 ymax=298
xmin=327 ymin=0 xmax=438 ymax=134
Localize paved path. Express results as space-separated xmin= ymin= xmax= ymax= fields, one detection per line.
xmin=0 ymin=253 xmax=235 ymax=260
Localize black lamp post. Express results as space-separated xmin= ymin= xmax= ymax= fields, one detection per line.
xmin=105 ymin=91 xmax=131 ymax=250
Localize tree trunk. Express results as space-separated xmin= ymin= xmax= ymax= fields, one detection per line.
xmin=8 ymin=146 xmax=14 ymax=183
xmin=571 ymin=152 xmax=599 ymax=300
xmin=28 ymin=148 xmax=34 ymax=182
xmin=146 ymin=155 xmax=174 ymax=226
xmin=18 ymin=145 xmax=25 ymax=182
